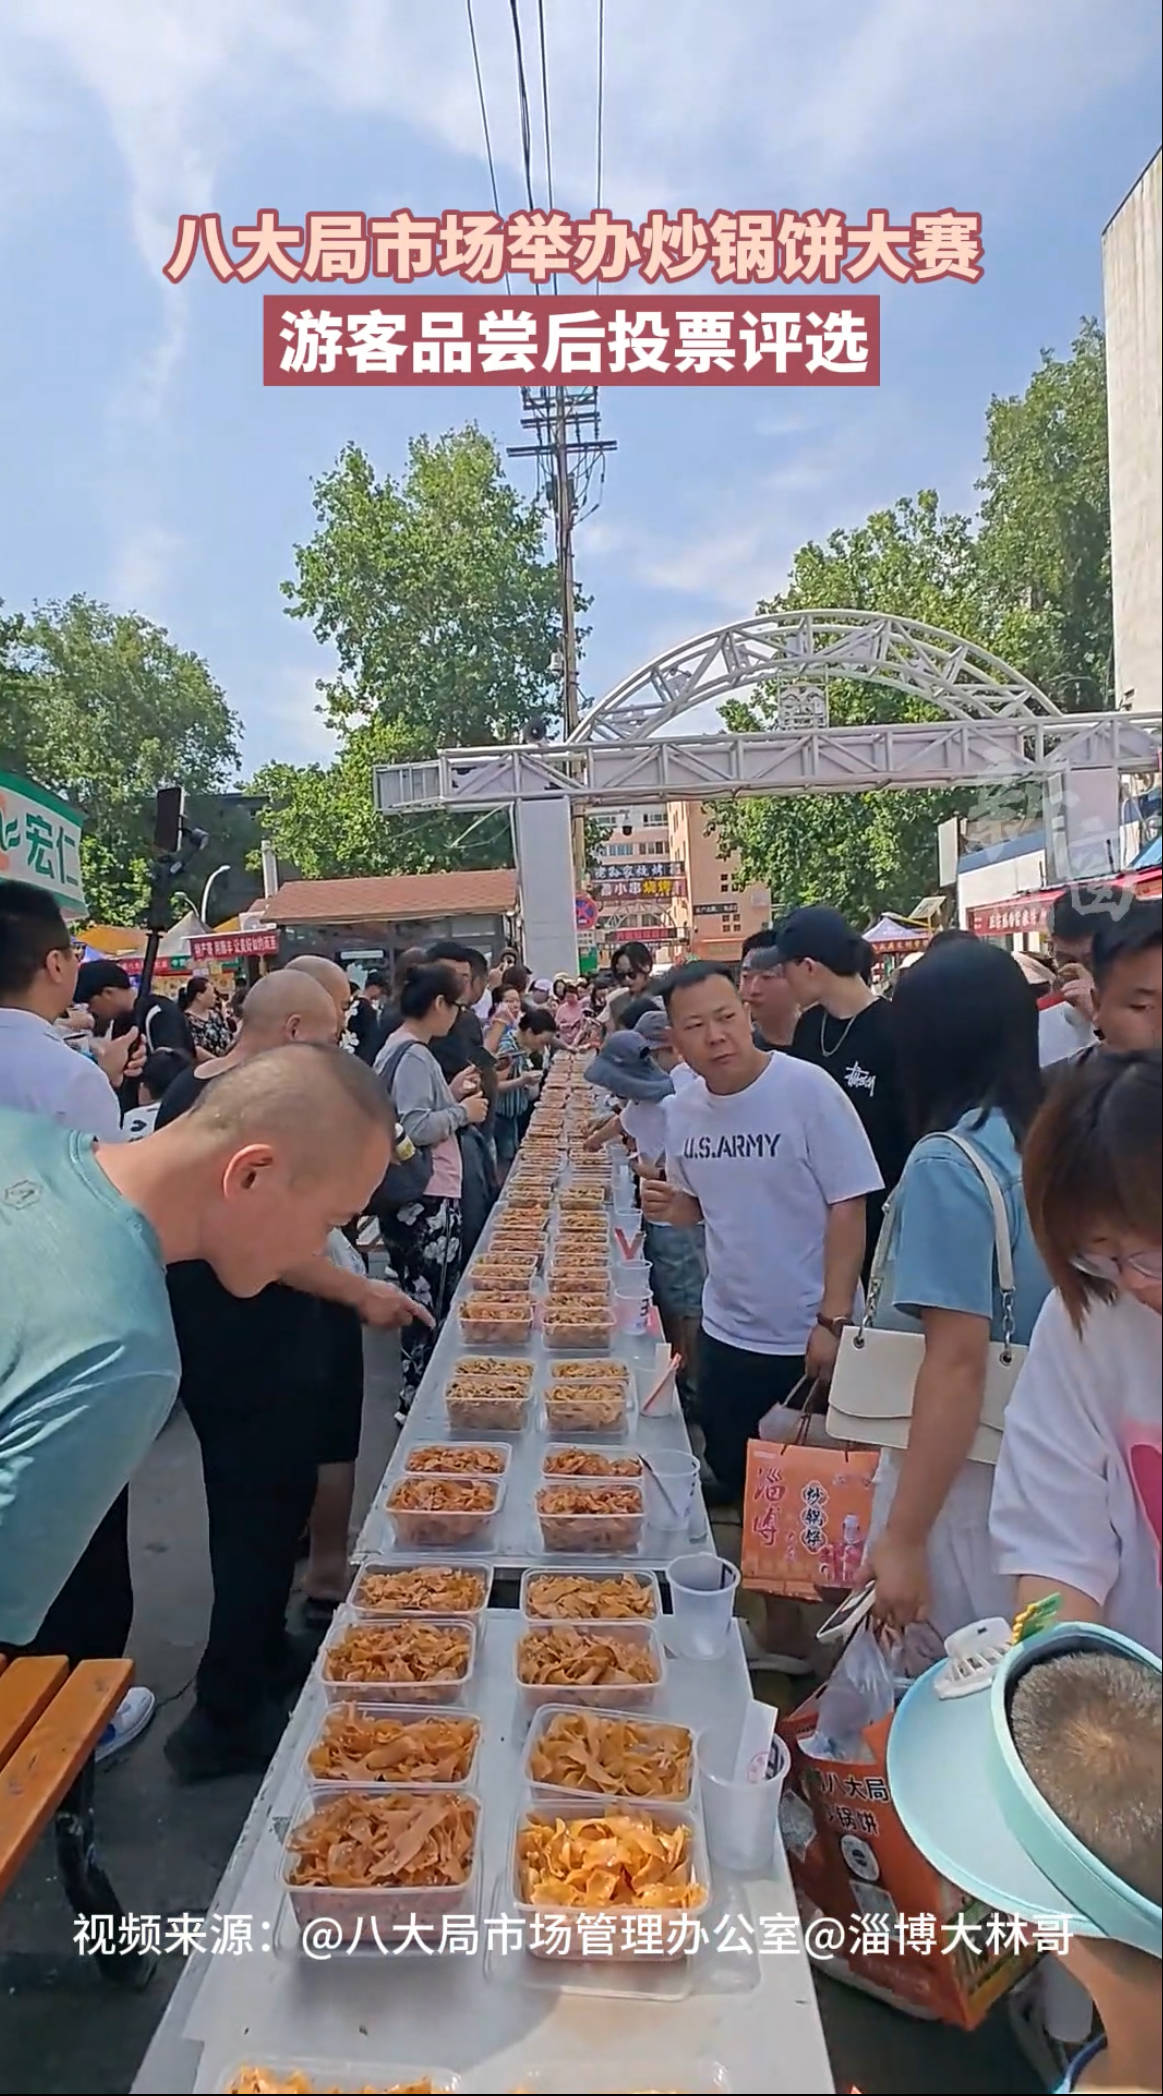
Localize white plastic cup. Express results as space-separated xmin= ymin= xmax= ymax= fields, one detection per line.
xmin=636 ymin=1347 xmax=678 ymax=1417
xmin=642 ymin=1450 xmax=700 ymax=1532
xmin=700 ymin=1734 xmax=791 ymax=1874
xmin=612 ymin=1175 xmax=639 ymax=1218
xmin=666 ymin=1552 xmax=740 ymax=1658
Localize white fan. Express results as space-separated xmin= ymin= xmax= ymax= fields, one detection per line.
xmin=933 ymin=1617 xmax=1012 ymax=1700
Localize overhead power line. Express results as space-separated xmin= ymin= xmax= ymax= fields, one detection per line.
xmin=507 ymin=0 xmax=538 ymax=214
xmin=465 ymin=0 xmax=512 ymax=294
xmin=595 ymin=0 xmax=605 ymax=209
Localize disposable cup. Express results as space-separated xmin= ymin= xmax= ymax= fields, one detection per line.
xmin=641 ymin=1450 xmax=700 ymax=1533
xmin=636 ymin=1347 xmax=679 ymax=1417
xmin=613 ymin=1290 xmax=650 ymax=1335
xmin=666 ymin=1552 xmax=740 ymax=1659
xmin=700 ymin=1734 xmax=791 ymax=1874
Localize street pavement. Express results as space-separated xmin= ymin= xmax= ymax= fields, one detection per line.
xmin=0 ymin=1329 xmax=1035 ymax=2095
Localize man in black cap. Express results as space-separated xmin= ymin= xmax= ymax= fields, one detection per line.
xmin=75 ymin=958 xmax=195 ymax=1111
xmin=775 ymin=907 xmax=909 ymax=1264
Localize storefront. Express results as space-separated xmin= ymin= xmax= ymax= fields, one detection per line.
xmin=965 ymin=864 xmax=1162 ymax=941
xmin=0 ymin=769 xmax=85 ymax=913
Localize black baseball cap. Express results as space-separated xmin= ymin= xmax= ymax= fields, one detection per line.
xmin=774 ymin=906 xmax=865 ymax=976
xmin=75 ymin=959 xmax=133 ymax=1001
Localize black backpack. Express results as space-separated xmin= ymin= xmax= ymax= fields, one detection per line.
xmin=368 ymin=1041 xmax=434 ymax=1215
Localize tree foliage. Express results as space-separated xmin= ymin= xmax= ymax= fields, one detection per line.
xmin=284 ymin=429 xmax=562 ymax=742
xmin=976 ymin=317 xmax=1112 ymax=709
xmin=265 ymin=427 xmax=566 ymax=881
xmin=250 ymin=717 xmax=512 ymax=881
xmin=2 ymin=595 xmax=240 ymax=923
xmin=714 ymin=324 xmax=1113 ymax=924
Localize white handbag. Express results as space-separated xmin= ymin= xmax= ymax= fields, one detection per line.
xmin=825 ymin=1132 xmax=1025 ymax=1468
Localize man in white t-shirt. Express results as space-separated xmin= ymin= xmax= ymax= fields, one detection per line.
xmin=0 ymin=881 xmax=142 ymax=1138
xmin=640 ymin=961 xmax=882 ymax=1500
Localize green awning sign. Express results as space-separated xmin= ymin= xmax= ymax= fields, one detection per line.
xmin=0 ymin=771 xmax=86 ymax=912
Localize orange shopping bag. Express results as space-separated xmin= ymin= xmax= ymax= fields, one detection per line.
xmin=741 ymin=1421 xmax=877 ymax=1598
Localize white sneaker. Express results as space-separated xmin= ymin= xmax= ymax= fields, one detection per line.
xmin=738 ymin=1621 xmax=814 ymax=1677
xmin=95 ymin=1686 xmax=156 ymax=1764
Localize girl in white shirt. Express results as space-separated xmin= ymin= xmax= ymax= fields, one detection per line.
xmin=991 ymin=1050 xmax=1161 ymax=1658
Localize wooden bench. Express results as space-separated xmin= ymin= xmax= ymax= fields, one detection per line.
xmin=0 ymin=1654 xmax=156 ymax=1986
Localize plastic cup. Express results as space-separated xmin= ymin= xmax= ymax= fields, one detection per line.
xmin=700 ymin=1733 xmax=791 ymax=1874
xmin=666 ymin=1552 xmax=740 ymax=1659
xmin=636 ymin=1347 xmax=678 ymax=1417
xmin=613 ymin=1262 xmax=651 ymax=1334
xmin=641 ymin=1450 xmax=700 ymax=1532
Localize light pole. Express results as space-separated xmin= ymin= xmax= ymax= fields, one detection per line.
xmin=200 ymin=864 xmax=231 ymax=925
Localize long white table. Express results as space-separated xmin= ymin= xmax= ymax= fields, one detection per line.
xmin=134 ymin=1139 xmax=835 ymax=2095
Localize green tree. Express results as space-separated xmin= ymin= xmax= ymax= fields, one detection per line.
xmin=250 ymin=718 xmax=512 ymax=881
xmin=716 ymin=325 xmax=1113 ymax=923
xmin=0 ymin=603 xmax=41 ymax=775
xmin=977 ymin=318 xmax=1112 ymax=709
xmin=284 ymin=429 xmax=563 ymax=741
xmin=7 ymin=596 xmax=240 ymax=922
xmin=714 ymin=492 xmax=993 ymax=922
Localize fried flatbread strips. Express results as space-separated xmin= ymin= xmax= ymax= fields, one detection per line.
xmin=307 ymin=1708 xmax=479 ymax=1785
xmin=528 ymin=1711 xmax=692 ymax=1800
xmin=323 ymin=1621 xmax=470 ymax=1686
xmin=517 ymin=1810 xmax=702 ymax=1908
xmin=523 ymin=1572 xmax=657 ymax=1621
xmin=517 ymin=1626 xmax=659 ymax=1686
xmin=287 ymin=1791 xmax=477 ymax=1888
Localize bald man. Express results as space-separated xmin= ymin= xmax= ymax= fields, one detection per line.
xmin=155 ymin=968 xmax=339 ymax=1125
xmin=286 ymin=952 xmax=351 ymax=1030
xmin=155 ymin=1012 xmax=424 ymax=1779
xmin=0 ymin=1049 xmax=393 ymax=1679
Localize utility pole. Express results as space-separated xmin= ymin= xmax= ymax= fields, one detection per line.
xmin=509 ymin=388 xmax=616 ymax=905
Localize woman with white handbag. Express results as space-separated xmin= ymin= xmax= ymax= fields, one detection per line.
xmin=832 ymin=940 xmax=1052 ymax=1638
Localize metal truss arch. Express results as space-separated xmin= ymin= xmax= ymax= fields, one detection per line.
xmin=569 ymin=609 xmax=1062 ymax=745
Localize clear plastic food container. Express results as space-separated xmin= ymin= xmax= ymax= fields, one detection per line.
xmin=535 ymin=1482 xmax=646 ymax=1555
xmin=349 ymin=1561 xmax=493 ymax=1616
xmin=540 ymin=1445 xmax=643 ymax=1480
xmin=468 ymin=1256 xmax=540 ymax=1286
xmin=282 ymin=1786 xmax=482 ymax=1951
xmin=457 ymin=1299 xmax=534 ymax=1346
xmin=519 ymin=1568 xmax=661 ymax=1626
xmin=385 ymin=1471 xmax=506 ymax=1550
xmin=558 ymin=1187 xmax=609 ymax=1212
xmin=320 ymin=1611 xmax=476 ymax=1706
xmin=522 ymin=1702 xmax=696 ymax=1806
xmin=402 ymin=1441 xmax=512 ymax=1480
xmin=515 ymin=1619 xmax=665 ymax=1719
xmin=509 ymin=1791 xmax=709 ymax=1961
xmin=541 ymin=1385 xmax=631 ymax=1438
xmin=545 ymin=1268 xmax=612 ymax=1298
xmin=444 ymin=1383 xmax=531 ymax=1434
xmin=303 ymin=1702 xmax=482 ymax=1790
xmin=541 ymin=1306 xmax=617 ymax=1352
xmin=210 ymin=2057 xmax=463 ymax=2094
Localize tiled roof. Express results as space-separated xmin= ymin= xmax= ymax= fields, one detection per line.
xmin=260 ymin=869 xmax=519 ymax=924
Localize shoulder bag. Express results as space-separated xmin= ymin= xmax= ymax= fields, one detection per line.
xmin=368 ymin=1040 xmax=435 ymax=1214
xmin=825 ymin=1131 xmax=1025 ymax=1467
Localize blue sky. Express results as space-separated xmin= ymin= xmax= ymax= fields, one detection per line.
xmin=0 ymin=0 xmax=1159 ymax=773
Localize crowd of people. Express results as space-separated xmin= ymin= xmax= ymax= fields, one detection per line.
xmin=0 ymin=874 xmax=1159 ymax=2088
